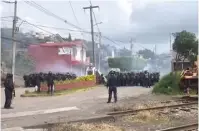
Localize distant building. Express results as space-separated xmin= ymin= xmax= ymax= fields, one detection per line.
xmin=28 ymin=40 xmax=90 ymax=75
xmin=171 ymin=51 xmax=191 ymax=71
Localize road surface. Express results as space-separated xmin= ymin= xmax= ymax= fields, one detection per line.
xmin=1 ymin=86 xmax=152 ymax=130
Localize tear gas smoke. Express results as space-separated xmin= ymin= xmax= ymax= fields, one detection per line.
xmin=36 ymin=60 xmax=86 ymax=76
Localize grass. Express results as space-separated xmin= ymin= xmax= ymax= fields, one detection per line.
xmin=152 ymin=72 xmax=183 ymax=95
xmin=51 ymin=123 xmax=124 ymax=131
xmin=20 ymin=87 xmax=96 ymax=97
xmin=123 ymin=110 xmax=170 ymax=124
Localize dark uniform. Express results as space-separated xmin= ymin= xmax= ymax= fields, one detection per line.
xmin=107 ymin=71 xmax=117 ymax=103
xmin=4 ymin=74 xmax=14 ymax=109
xmin=47 ymin=72 xmax=54 ymax=95
xmin=35 ymin=74 xmax=41 ymax=92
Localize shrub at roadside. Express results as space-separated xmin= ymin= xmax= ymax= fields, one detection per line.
xmin=152 ymin=72 xmax=182 ymax=95
xmin=41 ymin=75 xmax=95 ymax=86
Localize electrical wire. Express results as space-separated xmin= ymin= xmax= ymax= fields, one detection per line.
xmin=23 ymin=0 xmax=87 ymax=32
xmin=3 ymin=1 xmax=127 ymax=48
xmin=68 ymin=0 xmax=85 ymax=39
xmin=1 ymin=18 xmax=132 ymax=48
xmin=1 ymin=16 xmax=14 ymax=19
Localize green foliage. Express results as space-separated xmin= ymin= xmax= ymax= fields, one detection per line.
xmin=138 ymin=49 xmax=156 ymax=59
xmin=119 ymin=48 xmax=131 ymax=56
xmin=172 ymin=30 xmax=198 ymax=61
xmin=15 ymin=52 xmax=35 ymax=75
xmin=108 ymin=56 xmax=147 ymax=71
xmin=152 ymin=72 xmax=182 ymax=95
xmin=68 ymin=33 xmax=72 ymax=41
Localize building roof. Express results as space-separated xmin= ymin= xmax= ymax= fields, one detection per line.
xmin=32 ymin=40 xmax=85 ymax=48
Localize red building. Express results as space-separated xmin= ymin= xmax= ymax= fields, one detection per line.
xmin=28 ymin=40 xmax=90 ymax=75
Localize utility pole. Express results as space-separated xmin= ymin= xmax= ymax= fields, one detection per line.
xmin=170 ymin=33 xmax=174 ymax=71
xmin=12 ymin=0 xmax=17 ymax=82
xmin=70 ymin=50 xmax=72 ymax=72
xmin=154 ymin=44 xmax=157 ymax=71
xmin=98 ymin=32 xmax=101 ymax=71
xmin=83 ymin=5 xmax=99 ymax=67
xmin=2 ymin=0 xmax=17 ymax=82
xmin=130 ymin=38 xmax=133 ymax=56
xmin=81 ymin=44 xmax=84 ymax=76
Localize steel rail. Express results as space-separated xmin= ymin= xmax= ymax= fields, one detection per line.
xmin=156 ymin=123 xmax=198 ymax=131
xmin=107 ymin=102 xmax=198 ymax=115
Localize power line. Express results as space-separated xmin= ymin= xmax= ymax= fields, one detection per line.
xmin=23 ymin=1 xmax=65 ymax=21
xmin=1 ymin=19 xmax=92 ymax=34
xmin=2 ymin=19 xmax=127 ymax=48
xmin=68 ymin=0 xmax=85 ymax=39
xmin=1 ymin=16 xmax=14 ymax=19
xmin=18 ymin=18 xmax=55 ymax=35
xmin=23 ymin=0 xmax=87 ymax=32
xmin=69 ymin=1 xmax=80 ymax=25
xmin=1 ymin=36 xmax=24 ymax=44
xmin=23 ymin=0 xmax=121 ymax=47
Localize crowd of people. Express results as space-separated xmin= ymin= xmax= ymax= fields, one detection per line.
xmin=23 ymin=72 xmax=77 ymax=87
xmin=3 ymin=70 xmax=160 ymax=109
xmin=105 ymin=71 xmax=160 ymax=88
xmin=105 ymin=70 xmax=160 ymax=103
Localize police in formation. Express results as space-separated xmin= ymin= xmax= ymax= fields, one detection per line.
xmin=105 ymin=71 xmax=160 ymax=88
xmin=4 ymin=73 xmax=15 ymax=109
xmin=23 ymin=72 xmax=77 ymax=88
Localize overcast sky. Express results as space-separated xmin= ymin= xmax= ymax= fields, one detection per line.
xmin=1 ymin=0 xmax=198 ymax=54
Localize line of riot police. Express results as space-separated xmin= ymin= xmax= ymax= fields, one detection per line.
xmin=23 ymin=72 xmax=77 ymax=88
xmin=105 ymin=71 xmax=160 ymax=88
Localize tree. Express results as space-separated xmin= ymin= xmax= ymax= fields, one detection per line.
xmin=137 ymin=49 xmax=155 ymax=59
xmin=172 ymin=30 xmax=198 ymax=64
xmin=68 ymin=33 xmax=72 ymax=41
xmin=118 ymin=48 xmax=131 ymax=56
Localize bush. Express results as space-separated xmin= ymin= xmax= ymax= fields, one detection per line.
xmin=41 ymin=75 xmax=95 ymax=86
xmin=152 ymin=72 xmax=182 ymax=95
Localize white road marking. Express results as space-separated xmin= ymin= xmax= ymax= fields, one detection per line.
xmin=1 ymin=106 xmax=79 ymax=119
xmin=2 ymin=127 xmax=24 ymax=131
xmin=3 ymin=127 xmax=43 ymax=131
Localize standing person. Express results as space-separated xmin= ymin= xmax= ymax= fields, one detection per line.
xmin=4 ymin=73 xmax=14 ymax=109
xmin=47 ymin=72 xmax=54 ymax=95
xmin=107 ymin=71 xmax=118 ymax=103
xmin=35 ymin=74 xmax=41 ymax=93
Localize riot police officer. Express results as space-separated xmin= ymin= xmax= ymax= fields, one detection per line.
xmin=4 ymin=73 xmax=14 ymax=109
xmin=107 ymin=71 xmax=118 ymax=103
xmin=47 ymin=72 xmax=54 ymax=95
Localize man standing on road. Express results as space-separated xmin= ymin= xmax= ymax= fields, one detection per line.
xmin=4 ymin=73 xmax=14 ymax=109
xmin=107 ymin=71 xmax=118 ymax=103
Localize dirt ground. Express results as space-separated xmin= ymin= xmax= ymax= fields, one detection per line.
xmin=48 ymin=95 xmax=198 ymax=131
xmin=2 ymin=86 xmax=198 ymax=131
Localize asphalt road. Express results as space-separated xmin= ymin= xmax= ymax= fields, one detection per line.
xmin=1 ymin=86 xmax=152 ymax=129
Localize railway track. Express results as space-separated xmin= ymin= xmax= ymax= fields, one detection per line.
xmin=107 ymin=102 xmax=198 ymax=116
xmin=157 ymin=123 xmax=198 ymax=131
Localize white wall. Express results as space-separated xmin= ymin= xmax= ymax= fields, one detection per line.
xmin=57 ymin=45 xmax=86 ymax=62
xmin=74 ymin=46 xmax=86 ymax=62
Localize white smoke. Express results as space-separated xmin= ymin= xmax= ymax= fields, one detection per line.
xmin=37 ymin=60 xmax=85 ymax=76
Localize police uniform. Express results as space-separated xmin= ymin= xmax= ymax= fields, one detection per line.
xmin=47 ymin=72 xmax=54 ymax=95
xmin=107 ymin=71 xmax=117 ymax=103
xmin=4 ymin=74 xmax=14 ymax=109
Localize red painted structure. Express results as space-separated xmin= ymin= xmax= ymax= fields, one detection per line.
xmin=28 ymin=40 xmax=90 ymax=73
